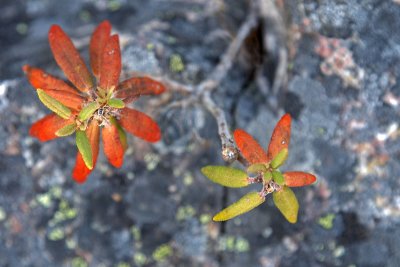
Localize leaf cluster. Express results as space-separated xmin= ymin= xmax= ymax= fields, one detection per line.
xmin=23 ymin=21 xmax=166 ymax=183
xmin=202 ymin=114 xmax=316 ymax=223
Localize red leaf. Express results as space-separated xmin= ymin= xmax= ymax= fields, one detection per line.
xmin=267 ymin=114 xmax=291 ymax=161
xmin=99 ymin=35 xmax=121 ymax=91
xmin=72 ymin=120 xmax=100 ymax=183
xmin=102 ymin=121 xmax=124 ymax=168
xmin=233 ymin=129 xmax=268 ymax=165
xmin=22 ymin=65 xmax=80 ymax=96
xmin=89 ymin=20 xmax=111 ymax=78
xmin=48 ymin=25 xmax=94 ymax=92
xmin=284 ymin=172 xmax=316 ymax=187
xmin=115 ymin=77 xmax=166 ymax=103
xmin=119 ymin=108 xmax=161 ymax=143
xmin=29 ymin=114 xmax=73 ymax=142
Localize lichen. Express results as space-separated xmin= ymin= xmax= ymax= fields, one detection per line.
xmin=318 ymin=213 xmax=335 ymax=229
xmin=169 ymin=54 xmax=185 ymax=73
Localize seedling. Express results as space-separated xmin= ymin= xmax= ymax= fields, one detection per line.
xmin=23 ymin=21 xmax=165 ymax=183
xmin=202 ymin=114 xmax=316 ymax=223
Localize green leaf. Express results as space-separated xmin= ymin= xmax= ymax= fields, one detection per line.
xmin=272 ymin=170 xmax=285 ymax=186
xmin=78 ymin=102 xmax=99 ymax=121
xmin=76 ymin=130 xmax=93 ymax=169
xmin=201 ymin=166 xmax=249 ymax=188
xmin=55 ymin=123 xmax=76 ymax=137
xmin=247 ymin=163 xmax=268 ymax=174
xmin=213 ymin=192 xmax=265 ymax=221
xmin=270 ymin=148 xmax=288 ymax=169
xmin=37 ymin=89 xmax=71 ymax=119
xmin=110 ymin=117 xmax=128 ymax=151
xmin=108 ymin=98 xmax=125 ymax=108
xmin=273 ymin=186 xmax=299 ymax=223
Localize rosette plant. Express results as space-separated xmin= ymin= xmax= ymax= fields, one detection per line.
xmin=23 ymin=21 xmax=165 ymax=183
xmin=201 ymin=114 xmax=316 ymax=223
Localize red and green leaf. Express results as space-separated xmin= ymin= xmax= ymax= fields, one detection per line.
xmin=37 ymin=89 xmax=72 ymax=119
xmin=273 ymin=186 xmax=299 ymax=223
xmin=78 ymin=102 xmax=100 ymax=121
xmin=22 ymin=65 xmax=80 ymax=96
xmin=284 ymin=172 xmax=317 ymax=187
xmin=48 ymin=25 xmax=94 ymax=92
xmin=76 ymin=130 xmax=93 ymax=170
xmin=247 ymin=163 xmax=268 ymax=174
xmin=233 ymin=129 xmax=268 ymax=165
xmin=271 ymin=170 xmax=285 ymax=186
xmin=213 ymin=192 xmax=265 ymax=221
xmin=201 ymin=166 xmax=249 ymax=188
xmin=115 ymin=77 xmax=166 ymax=103
xmin=72 ymin=120 xmax=99 ymax=183
xmin=119 ymin=108 xmax=161 ymax=143
xmin=102 ymin=118 xmax=124 ymax=168
xmin=90 ymin=20 xmax=111 ymax=77
xmin=55 ymin=123 xmax=76 ymax=137
xmin=42 ymin=89 xmax=84 ymax=111
xmin=99 ymin=35 xmax=121 ymax=92
xmin=267 ymin=114 xmax=291 ymax=161
xmin=270 ymin=148 xmax=288 ymax=169
xmin=107 ymin=98 xmax=125 ymax=108
xmin=30 ymin=114 xmax=74 ymax=142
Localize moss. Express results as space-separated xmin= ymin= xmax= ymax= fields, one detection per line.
xmin=146 ymin=43 xmax=155 ymax=51
xmin=169 ymin=54 xmax=185 ymax=73
xmin=199 ymin=213 xmax=211 ymax=224
xmin=50 ymin=186 xmax=62 ymax=199
xmin=107 ymin=0 xmax=121 ymax=11
xmin=71 ymin=257 xmax=88 ymax=267
xmin=134 ymin=252 xmax=147 ymax=266
xmin=36 ymin=193 xmax=52 ymax=208
xmin=49 ymin=200 xmax=78 ymax=227
xmin=176 ymin=205 xmax=196 ymax=221
xmin=152 ymin=244 xmax=173 ymax=262
xmin=218 ymin=236 xmax=250 ymax=252
xmin=235 ymin=237 xmax=250 ymax=252
xmin=116 ymin=262 xmax=130 ymax=267
xmin=66 ymin=238 xmax=77 ymax=249
xmin=130 ymin=226 xmax=141 ymax=241
xmin=318 ymin=213 xmax=335 ymax=230
xmin=79 ymin=10 xmax=91 ymax=23
xmin=48 ymin=227 xmax=65 ymax=241
xmin=16 ymin=23 xmax=28 ymax=35
xmin=144 ymin=153 xmax=160 ymax=171
xmin=183 ymin=172 xmax=194 ymax=186
xmin=0 ymin=207 xmax=6 ymax=222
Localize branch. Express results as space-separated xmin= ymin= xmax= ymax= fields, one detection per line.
xmin=157 ymin=0 xmax=288 ymax=165
xmin=198 ymin=12 xmax=258 ymax=93
xmin=201 ymin=91 xmax=238 ymax=163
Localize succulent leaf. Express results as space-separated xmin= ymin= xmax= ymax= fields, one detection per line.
xmin=108 ymin=98 xmax=125 ymax=108
xmin=119 ymin=108 xmax=161 ymax=143
xmin=273 ymin=186 xmax=299 ymax=223
xmin=213 ymin=192 xmax=265 ymax=221
xmin=284 ymin=172 xmax=317 ymax=187
xmin=271 ymin=170 xmax=285 ymax=186
xmin=55 ymin=123 xmax=76 ymax=137
xmin=78 ymin=102 xmax=100 ymax=121
xmin=247 ymin=163 xmax=268 ymax=174
xmin=270 ymin=148 xmax=288 ymax=169
xmin=48 ymin=25 xmax=94 ymax=91
xmin=76 ymin=130 xmax=93 ymax=170
xmin=234 ymin=129 xmax=268 ymax=164
xmin=201 ymin=166 xmax=249 ymax=188
xmin=37 ymin=89 xmax=71 ymax=119
xmin=267 ymin=114 xmax=291 ymax=162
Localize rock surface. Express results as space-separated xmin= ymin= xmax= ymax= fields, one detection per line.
xmin=1 ymin=0 xmax=400 ymax=266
